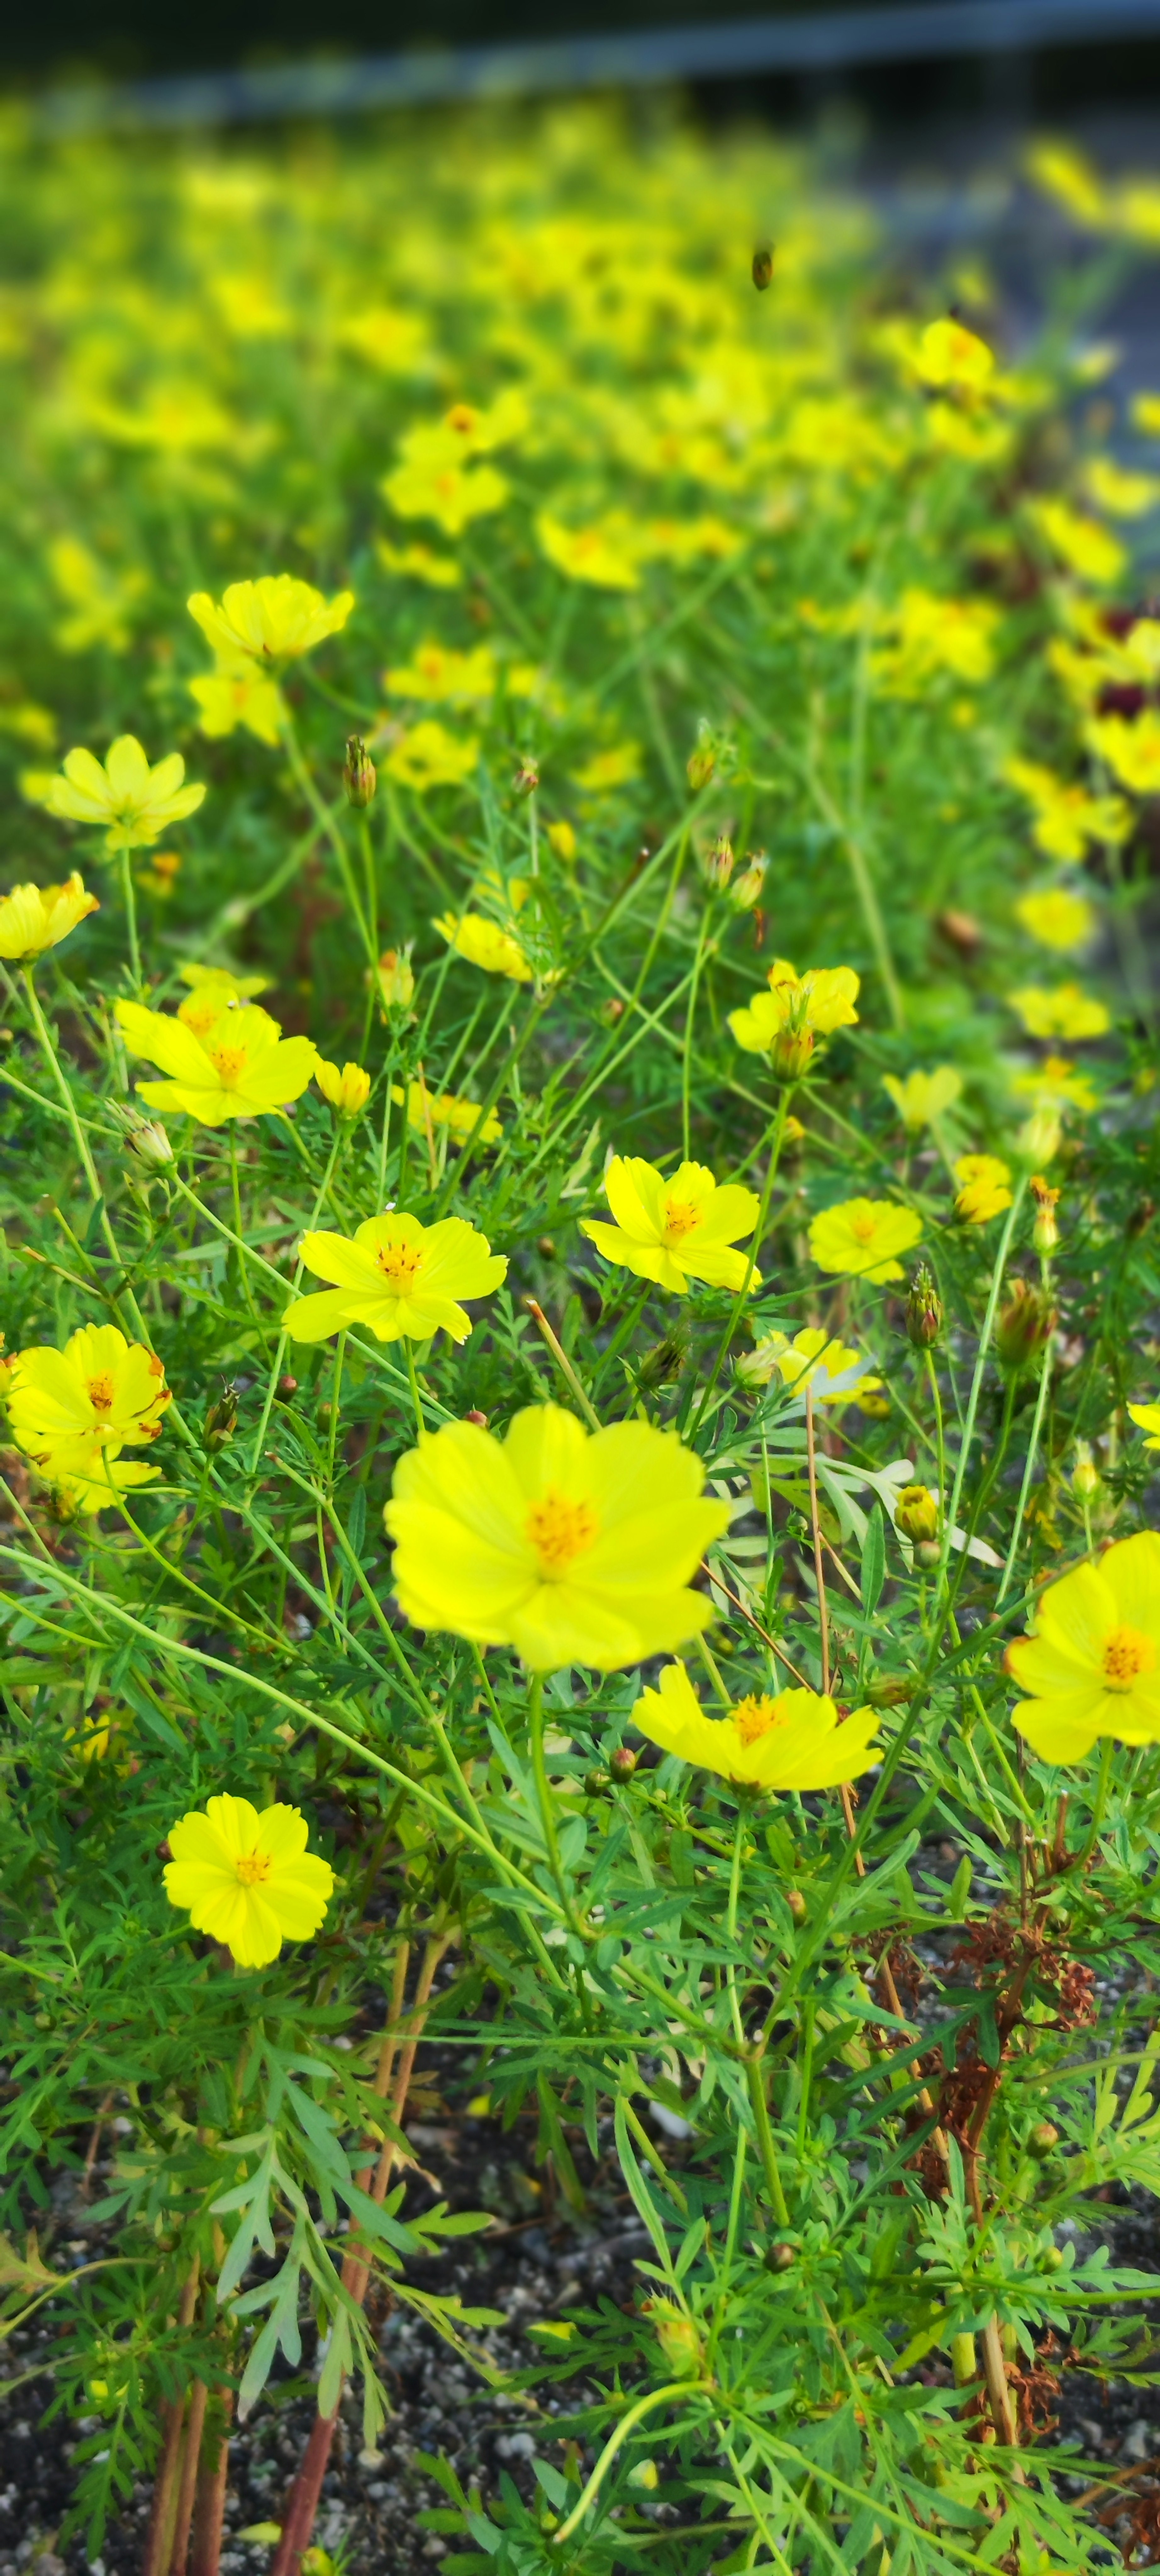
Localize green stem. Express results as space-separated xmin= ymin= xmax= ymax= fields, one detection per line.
xmin=118 ymin=850 xmax=142 ymax=991
xmin=924 ymin=1347 xmax=946 ymax=1535
xmin=745 ymin=2054 xmax=790 ymax=2227
xmin=693 ymin=1084 xmax=793 ymax=1437
xmin=551 ymin=2383 xmax=711 ymax=2547
xmin=21 ymin=968 xmax=149 ymax=1342
xmin=404 ymin=1339 xmax=427 ymax=1441
xmin=997 ymin=1312 xmax=1054 ymax=1607
xmin=1080 ymin=1736 xmax=1114 ymax=1866
xmin=681 ymin=900 xmax=714 ymax=1162
xmin=527 ymin=1671 xmax=584 ymax=1936
xmin=283 ymin=718 xmax=376 ymax=970
xmin=938 ymin=1181 xmax=1027 ymax=1599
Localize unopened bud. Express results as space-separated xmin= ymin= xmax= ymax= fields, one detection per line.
xmin=112 ymin=1104 xmax=174 ymax=1169
xmin=1028 ymin=2120 xmax=1060 ymax=2157
xmin=464 ymin=1408 xmax=489 ymax=1427
xmin=996 ymin=1278 xmax=1056 ymax=1374
xmin=1041 ymin=2243 xmax=1065 ymax=2272
xmin=1072 ymin=1441 xmax=1099 ymax=1500
xmin=1030 ymin=1174 xmax=1060 ymax=1255
xmin=1017 ymin=1107 xmax=1062 ymax=1168
xmin=584 ymin=1767 xmax=611 ymax=1794
xmin=627 ymin=2459 xmax=659 ymax=2491
xmin=316 ymin=1058 xmax=371 ymax=1118
xmin=638 ymin=1320 xmax=690 ymax=1391
xmin=513 ymin=755 xmax=539 ymax=796
xmin=752 ymin=244 xmax=775 ymax=291
xmin=646 ymin=2301 xmax=703 ymax=2378
xmin=537 ymin=1235 xmax=557 ymax=1257
xmin=786 ymin=1888 xmax=807 ymax=1922
xmin=700 ymin=833 xmax=735 ymax=892
xmin=867 ymin=1673 xmax=912 ymax=1708
xmin=610 ymin=1745 xmax=638 ymax=1780
xmin=373 ymin=947 xmax=415 ymax=1013
xmin=766 ymin=2241 xmax=796 ymax=2272
xmin=686 ymin=732 xmax=717 ymax=792
xmin=730 ymin=851 xmax=768 ymax=911
xmin=895 ymin=1484 xmax=940 ymax=1545
xmin=203 ymin=1383 xmax=239 ymax=1452
xmin=277 ymin=1374 xmax=298 ymax=1397
xmin=905 ymin=1263 xmax=943 ymax=1349
xmin=343 ymin=736 xmax=377 ymax=808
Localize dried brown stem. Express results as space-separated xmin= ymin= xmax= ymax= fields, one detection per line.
xmin=143 ymin=2257 xmax=202 ymax=2576
xmin=190 ymin=2387 xmax=233 ymax=2576
xmin=171 ymin=2378 xmax=208 ymax=2576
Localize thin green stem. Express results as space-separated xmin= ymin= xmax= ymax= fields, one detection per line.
xmin=527 ymin=1671 xmax=584 ymax=1937
xmin=938 ymin=1181 xmax=1027 ymax=1599
xmin=118 ymin=850 xmax=142 ymax=991
xmin=693 ymin=1084 xmax=793 ymax=1438
xmin=681 ymin=900 xmax=714 ymax=1162
xmin=551 ymin=2383 xmax=711 ymax=2547
xmin=1080 ymin=1736 xmax=1115 ymax=1866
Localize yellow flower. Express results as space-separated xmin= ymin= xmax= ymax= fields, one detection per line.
xmin=38 ymin=736 xmax=206 ymax=852
xmin=4 ymin=1324 xmax=170 ymax=1512
xmin=738 ymin=1326 xmax=880 ymax=1405
xmin=912 ymin=317 xmax=995 ymax=395
xmin=40 ymin=1453 xmax=168 ymax=1518
xmin=1015 ymin=889 xmax=1095 ymax=952
xmin=383 ymin=721 xmax=479 ymax=791
xmin=1030 ymin=499 xmax=1125 ymax=587
xmin=384 ymin=1402 xmax=730 ymax=1671
xmin=570 ymin=744 xmax=643 ymax=794
xmin=632 ymin=1659 xmax=881 ymax=1790
xmin=1010 ymin=984 xmax=1111 ymax=1041
xmin=1128 ymin=1403 xmax=1160 ymax=1454
xmin=188 ymin=662 xmax=285 ymax=746
xmin=808 ymin=1198 xmax=922 ymax=1284
xmin=0 ymin=873 xmax=98 ymax=961
xmin=187 ymin=576 xmax=354 ymax=663
xmin=729 ymin=959 xmax=860 ymax=1077
xmin=176 ymin=963 xmax=272 ymax=1040
xmin=1012 ymin=1053 xmax=1097 ymax=1114
xmin=1007 ymin=1531 xmax=1160 ymax=1760
xmin=873 ymin=591 xmax=998 ymax=694
xmin=434 ymin=909 xmax=534 ymax=981
xmin=164 ymin=1794 xmax=334 ymax=1968
xmin=953 ymin=1153 xmax=1013 ymax=1225
xmin=284 ymin=1212 xmax=506 ymax=1346
xmin=377 ymin=538 xmax=462 ymax=588
xmin=47 ymin=535 xmax=147 ymax=656
xmin=375 ymin=949 xmax=416 ymax=1013
xmin=580 ymin=1156 xmax=761 ymax=1296
xmin=1085 ymin=457 xmax=1160 ymax=518
xmin=390 ymin=1081 xmax=502 ymax=1146
xmin=1027 ymin=141 xmax=1106 ymax=226
xmin=383 ymin=456 xmax=508 ymax=536
xmin=1003 ymin=756 xmax=1128 ymax=861
xmin=315 ymin=1058 xmax=371 ymax=1118
xmin=384 ymin=641 xmax=497 ymax=705
xmin=116 ymin=999 xmax=317 ymax=1126
xmin=882 ymin=1066 xmax=962 ymax=1130
xmin=537 ymin=511 xmax=641 ymax=590
xmin=547 ymin=820 xmax=577 ymax=862
xmin=1087 ymin=711 xmax=1160 ymax=796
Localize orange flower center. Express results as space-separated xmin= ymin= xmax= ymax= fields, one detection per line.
xmin=208 ymin=1043 xmax=248 ymax=1084
xmin=375 ymin=1241 xmax=424 ymax=1290
xmin=663 ymin=1197 xmax=701 ymax=1242
xmin=236 ymin=1848 xmax=272 ymax=1886
xmin=1101 ymin=1624 xmax=1157 ymax=1692
xmin=526 ymin=1488 xmax=600 ymax=1580
xmin=850 ymin=1213 xmax=877 ymax=1244
xmin=87 ymin=1373 xmax=116 ymax=1413
xmin=733 ymin=1694 xmax=790 ymax=1745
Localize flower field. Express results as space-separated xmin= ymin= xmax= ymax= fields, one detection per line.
xmin=3 ymin=97 xmax=1160 ymax=2575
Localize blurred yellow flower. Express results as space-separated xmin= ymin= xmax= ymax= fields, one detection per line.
xmin=730 ymin=959 xmax=860 ymax=1077
xmin=187 ymin=575 xmax=353 ymax=663
xmin=38 ymin=736 xmax=205 ymax=853
xmin=315 ymin=1058 xmax=371 ymax=1117
xmin=390 ymin=1081 xmax=502 ymax=1145
xmin=383 ymin=721 xmax=479 ymax=791
xmin=738 ymin=1325 xmax=880 ymax=1404
xmin=1003 ymin=755 xmax=1128 ymax=861
xmin=1030 ymin=499 xmax=1125 ymax=587
xmin=570 ymin=744 xmax=643 ymax=794
xmin=1008 ymin=1531 xmax=1160 ymax=1760
xmin=1128 ymin=1402 xmax=1160 ymax=1453
xmin=882 ymin=1065 xmax=962 ymax=1130
xmin=580 ymin=1155 xmax=761 ymax=1295
xmin=285 ymin=1211 xmax=505 ymax=1346
xmin=176 ymin=963 xmax=271 ymax=1040
xmin=434 ymin=908 xmax=534 ymax=980
xmin=117 ymin=999 xmax=317 ymax=1125
xmin=1027 ymin=141 xmax=1106 ymax=226
xmin=47 ymin=536 xmax=147 ymax=655
xmin=547 ymin=820 xmax=577 ymax=862
xmin=385 ymin=641 xmax=496 ymax=704
xmin=377 ymin=538 xmax=462 ymax=588
xmin=632 ymin=1658 xmax=881 ymax=1790
xmin=383 ymin=453 xmax=508 ymax=535
xmin=873 ymin=590 xmax=998 ymax=693
xmin=1087 ymin=711 xmax=1160 ymax=796
xmin=0 ymin=873 xmax=98 ymax=961
xmin=538 ymin=511 xmax=641 ymax=590
xmin=1085 ymin=457 xmax=1160 ymax=518
xmin=1015 ymin=888 xmax=1095 ymax=952
xmin=188 ymin=662 xmax=285 ymax=746
xmin=385 ymin=1402 xmax=730 ymax=1671
xmin=913 ymin=317 xmax=995 ymax=395
xmin=954 ymin=1152 xmax=1013 ymax=1224
xmin=1012 ymin=1053 xmax=1097 ymax=1114
xmin=1010 ymin=983 xmax=1111 ymax=1041
xmin=809 ymin=1197 xmax=922 ymax=1283
xmin=164 ymin=1794 xmax=334 ymax=1968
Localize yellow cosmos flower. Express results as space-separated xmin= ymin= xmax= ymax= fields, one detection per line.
xmin=375 ymin=949 xmax=416 ymax=1013
xmin=187 ymin=576 xmax=354 ymax=663
xmin=872 ymin=591 xmax=998 ymax=694
xmin=882 ymin=1066 xmax=963 ymax=1130
xmin=1128 ymin=1402 xmax=1160 ymax=1453
xmin=632 ymin=1659 xmax=881 ymax=1790
xmin=5 ymin=1323 xmax=170 ymax=1462
xmin=913 ymin=317 xmax=995 ymax=395
xmin=738 ymin=1326 xmax=880 ymax=1404
xmin=164 ymin=1794 xmax=334 ymax=1968
xmin=1085 ymin=457 xmax=1160 ymax=518
xmin=116 ymin=999 xmax=317 ymax=1126
xmin=38 ymin=736 xmax=205 ymax=852
xmin=809 ymin=1198 xmax=923 ymax=1284
xmin=571 ymin=743 xmax=643 ymax=794
xmin=1030 ymin=499 xmax=1125 ymax=587
xmin=580 ymin=1156 xmax=761 ymax=1296
xmin=377 ymin=538 xmax=462 ymax=588
xmin=1015 ymin=888 xmax=1095 ymax=953
xmin=385 ymin=458 xmax=508 ymax=535
xmin=953 ymin=1153 xmax=1013 ymax=1225
xmin=1008 ymin=1531 xmax=1160 ymax=1760
xmin=1012 ymin=1052 xmax=1097 ymax=1115
xmin=1087 ymin=710 xmax=1160 ymax=796
xmin=0 ymin=873 xmax=98 ymax=961
xmin=42 ymin=1453 xmax=168 ymax=1519
xmin=384 ymin=721 xmax=479 ymax=791
xmin=434 ymin=909 xmax=534 ymax=981
xmin=188 ymin=661 xmax=285 ymax=746
xmin=176 ymin=962 xmax=271 ymax=1039
xmin=1010 ymin=983 xmax=1111 ymax=1041
xmin=315 ymin=1058 xmax=371 ymax=1117
xmin=537 ymin=511 xmax=642 ymax=591
xmin=385 ymin=1402 xmax=730 ymax=1672
xmin=284 ymin=1212 xmax=506 ymax=1346
xmin=1003 ymin=755 xmax=1128 ymax=861
xmin=384 ymin=641 xmax=497 ymax=705
xmin=390 ymin=1082 xmax=502 ymax=1146
xmin=729 ymin=959 xmax=860 ymax=1077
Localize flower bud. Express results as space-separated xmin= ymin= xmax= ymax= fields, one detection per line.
xmin=343 ymin=736 xmax=377 ymax=809
xmin=627 ymin=2459 xmax=659 ymax=2492
xmin=752 ymin=244 xmax=775 ymax=291
xmin=316 ymin=1058 xmax=371 ymax=1118
xmin=1017 ymin=1107 xmax=1062 ymax=1168
xmin=277 ymin=1374 xmax=298 ymax=1398
xmin=584 ymin=1767 xmax=611 ymax=1794
xmin=905 ymin=1264 xmax=942 ymax=1349
xmin=464 ymin=1408 xmax=489 ymax=1427
xmin=995 ymin=1278 xmax=1056 ymax=1374
xmin=373 ymin=947 xmax=415 ymax=1014
xmin=895 ymin=1484 xmax=940 ymax=1545
xmin=1028 ymin=2120 xmax=1060 ymax=2157
xmin=1030 ymin=1174 xmax=1061 ymax=1256
xmin=111 ymin=1103 xmax=175 ymax=1169
xmin=771 ymin=1028 xmax=815 ymax=1080
xmin=639 ymin=1320 xmax=690 ymax=1390
xmin=610 ymin=1745 xmax=638 ymax=1780
xmin=513 ymin=755 xmax=539 ymax=796
xmin=1072 ymin=1441 xmax=1099 ymax=1500
xmin=700 ymin=833 xmax=734 ymax=892
xmin=765 ymin=2241 xmax=796 ymax=2272
xmin=867 ymin=1673 xmax=912 ymax=1708
xmin=730 ymin=851 xmax=768 ymax=911
xmin=203 ymin=1383 xmax=239 ymax=1452
xmin=786 ymin=1888 xmax=807 ymax=1922
xmin=646 ymin=2300 xmax=703 ymax=2378
xmin=687 ymin=729 xmax=717 ymax=792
